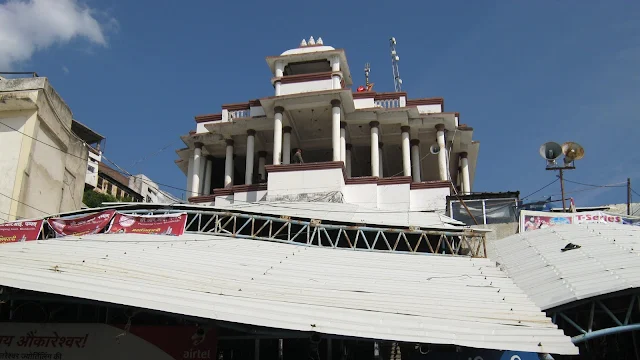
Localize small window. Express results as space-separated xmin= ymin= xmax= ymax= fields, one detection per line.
xmin=97 ymin=177 xmax=103 ymax=188
xmin=106 ymin=183 xmax=112 ymax=194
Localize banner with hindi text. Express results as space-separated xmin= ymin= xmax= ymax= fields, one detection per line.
xmin=106 ymin=212 xmax=187 ymax=236
xmin=0 ymin=219 xmax=44 ymax=244
xmin=47 ymin=210 xmax=116 ymax=238
xmin=520 ymin=209 xmax=640 ymax=232
xmin=0 ymin=323 xmax=217 ymax=360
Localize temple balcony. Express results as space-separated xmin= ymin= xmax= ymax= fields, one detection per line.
xmin=189 ymin=161 xmax=452 ymax=213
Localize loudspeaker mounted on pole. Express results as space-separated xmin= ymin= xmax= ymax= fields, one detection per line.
xmin=539 ymin=141 xmax=586 ymax=212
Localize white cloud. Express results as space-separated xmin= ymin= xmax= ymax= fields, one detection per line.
xmin=62 ymin=65 xmax=69 ymax=74
xmin=0 ymin=0 xmax=115 ymax=70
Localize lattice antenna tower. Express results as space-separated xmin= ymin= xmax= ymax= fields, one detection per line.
xmin=364 ymin=63 xmax=371 ymax=87
xmin=390 ymin=37 xmax=402 ymax=92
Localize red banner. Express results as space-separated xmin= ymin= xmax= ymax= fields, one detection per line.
xmin=47 ymin=210 xmax=116 ymax=237
xmin=0 ymin=219 xmax=44 ymax=243
xmin=0 ymin=323 xmax=216 ymax=360
xmin=107 ymin=213 xmax=187 ymax=236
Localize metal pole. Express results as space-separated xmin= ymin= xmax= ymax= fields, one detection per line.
xmin=254 ymin=339 xmax=260 ymax=360
xmin=628 ymin=178 xmax=632 ymax=216
xmin=559 ymin=169 xmax=566 ymax=212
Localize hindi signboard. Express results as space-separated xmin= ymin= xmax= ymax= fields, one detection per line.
xmin=0 ymin=323 xmax=216 ymax=360
xmin=0 ymin=220 xmax=44 ymax=244
xmin=106 ymin=213 xmax=187 ymax=236
xmin=47 ymin=210 xmax=116 ymax=237
xmin=520 ymin=210 xmax=640 ymax=232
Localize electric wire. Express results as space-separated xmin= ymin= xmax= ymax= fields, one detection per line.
xmin=562 ymin=178 xmax=626 ymax=188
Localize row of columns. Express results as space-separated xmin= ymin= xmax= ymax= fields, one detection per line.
xmin=187 ymin=136 xmax=271 ymax=197
xmin=187 ymin=105 xmax=471 ymax=197
xmin=368 ymin=122 xmax=463 ymax=186
xmin=273 ymin=100 xmax=344 ymax=166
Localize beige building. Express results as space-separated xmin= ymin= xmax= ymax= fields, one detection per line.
xmin=0 ymin=75 xmax=89 ymax=221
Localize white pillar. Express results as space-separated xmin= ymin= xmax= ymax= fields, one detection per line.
xmin=258 ymin=151 xmax=267 ymax=181
xmin=330 ymin=56 xmax=340 ymax=72
xmin=275 ymin=81 xmax=282 ymax=96
xmin=190 ymin=143 xmax=203 ymax=196
xmin=273 ymin=107 xmax=284 ymax=165
xmin=203 ymin=157 xmax=213 ymax=195
xmin=370 ymin=121 xmax=380 ymax=177
xmin=411 ymin=139 xmax=421 ymax=182
xmin=186 ymin=156 xmax=194 ymax=196
xmin=460 ymin=152 xmax=471 ymax=195
xmin=331 ymin=100 xmax=341 ymax=162
xmin=378 ymin=142 xmax=384 ymax=178
xmin=331 ymin=56 xmax=341 ymax=89
xmin=332 ymin=75 xmax=342 ymax=89
xmin=245 ymin=130 xmax=256 ymax=185
xmin=436 ymin=124 xmax=448 ymax=181
xmin=198 ymin=153 xmax=206 ymax=194
xmin=345 ymin=143 xmax=352 ymax=178
xmin=340 ymin=122 xmax=347 ymax=163
xmin=282 ymin=126 xmax=292 ymax=164
xmin=224 ymin=139 xmax=234 ymax=188
xmin=275 ymin=62 xmax=284 ymax=96
xmin=401 ymin=126 xmax=411 ymax=177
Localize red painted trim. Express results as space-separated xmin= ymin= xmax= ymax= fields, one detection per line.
xmin=188 ymin=195 xmax=216 ymax=203
xmin=195 ymin=113 xmax=222 ymax=123
xmin=222 ymin=102 xmax=251 ymax=111
xmin=374 ymin=92 xmax=407 ymax=100
xmin=213 ymin=188 xmax=234 ymax=196
xmin=410 ymin=181 xmax=452 ymax=190
xmin=232 ymin=184 xmax=267 ymax=193
xmin=280 ymin=72 xmax=333 ymax=84
xmin=345 ymin=176 xmax=378 ymax=185
xmin=377 ymin=176 xmax=412 ymax=185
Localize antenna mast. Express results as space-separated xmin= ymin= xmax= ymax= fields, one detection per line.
xmin=364 ymin=63 xmax=371 ymax=87
xmin=389 ymin=37 xmax=402 ymax=92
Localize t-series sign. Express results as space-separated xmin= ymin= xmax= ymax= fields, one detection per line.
xmin=409 ymin=350 xmax=539 ymax=360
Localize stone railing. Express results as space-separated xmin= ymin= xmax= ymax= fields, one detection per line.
xmin=374 ymin=98 xmax=401 ymax=108
xmin=229 ymin=109 xmax=250 ymax=119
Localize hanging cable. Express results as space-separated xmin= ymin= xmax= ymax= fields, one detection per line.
xmin=562 ymin=178 xmax=626 ymax=188
xmin=0 ymin=191 xmax=49 ymax=216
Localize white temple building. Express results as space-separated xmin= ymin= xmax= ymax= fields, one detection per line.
xmin=175 ymin=38 xmax=479 ymax=213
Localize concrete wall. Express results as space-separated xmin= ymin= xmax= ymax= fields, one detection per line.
xmin=377 ymin=184 xmax=410 ymax=210
xmin=0 ymin=111 xmax=34 ymax=221
xmin=416 ymin=104 xmax=442 ymax=114
xmin=353 ymin=98 xmax=375 ymax=109
xmin=0 ymin=78 xmax=87 ymax=221
xmin=267 ymin=167 xmax=345 ymax=201
xmin=86 ymin=151 xmax=101 ymax=188
xmin=279 ymin=79 xmax=334 ymax=96
xmin=410 ymin=187 xmax=450 ymax=212
xmin=342 ymin=183 xmax=377 ymax=207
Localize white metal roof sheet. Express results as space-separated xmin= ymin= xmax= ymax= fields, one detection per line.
xmin=217 ymin=201 xmax=466 ymax=229
xmin=0 ymin=234 xmax=577 ymax=355
xmin=488 ymin=223 xmax=640 ymax=311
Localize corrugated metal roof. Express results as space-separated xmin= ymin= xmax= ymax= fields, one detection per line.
xmin=0 ymin=233 xmax=577 ymax=355
xmin=218 ymin=201 xmax=466 ymax=229
xmin=488 ymin=223 xmax=640 ymax=310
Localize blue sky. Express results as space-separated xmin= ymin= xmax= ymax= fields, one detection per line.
xmin=2 ymin=0 xmax=639 ymax=207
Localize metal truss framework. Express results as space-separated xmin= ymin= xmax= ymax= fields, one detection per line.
xmin=119 ymin=209 xmax=487 ymax=257
xmin=550 ymin=292 xmax=640 ymax=344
